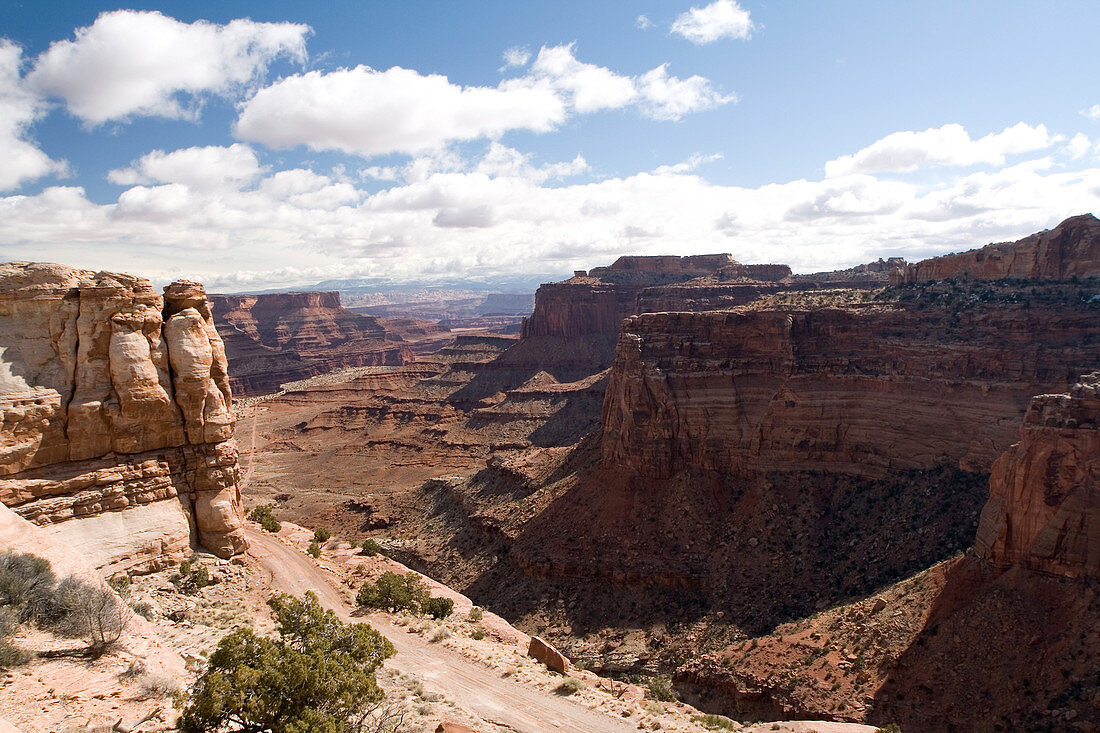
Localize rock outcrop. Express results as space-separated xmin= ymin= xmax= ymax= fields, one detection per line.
xmin=975 ymin=372 xmax=1100 ymax=578
xmin=0 ymin=263 xmax=246 ymax=573
xmin=212 ymin=291 xmax=413 ymax=396
xmin=892 ymin=213 xmax=1100 ymax=283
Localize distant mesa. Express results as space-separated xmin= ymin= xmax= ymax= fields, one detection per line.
xmin=211 ymin=290 xmax=414 ymax=396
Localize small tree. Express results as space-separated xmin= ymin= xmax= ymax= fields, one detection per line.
xmin=356 ymin=571 xmax=428 ymax=614
xmin=178 ymin=592 xmax=394 ymax=733
xmin=361 ymin=539 xmax=382 ymax=556
xmin=313 ymin=528 xmax=332 ymax=543
xmin=307 ymin=541 xmax=321 ymax=559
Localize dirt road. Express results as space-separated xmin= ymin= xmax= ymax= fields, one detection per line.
xmin=245 ymin=528 xmax=638 ymax=733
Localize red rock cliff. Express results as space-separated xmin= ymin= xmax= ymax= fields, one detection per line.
xmin=600 ymin=293 xmax=1099 ymax=481
xmin=893 ymin=213 xmax=1100 ymax=283
xmin=212 ymin=291 xmax=413 ymax=395
xmin=0 ymin=263 xmax=247 ymax=573
xmin=975 ymin=372 xmax=1099 ymax=578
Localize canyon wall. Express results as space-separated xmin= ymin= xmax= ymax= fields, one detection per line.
xmin=975 ymin=371 xmax=1099 ymax=578
xmin=212 ymin=291 xmax=413 ymax=395
xmin=601 ymin=293 xmax=1099 ymax=481
xmin=893 ymin=213 xmax=1100 ymax=283
xmin=0 ymin=263 xmax=246 ymax=574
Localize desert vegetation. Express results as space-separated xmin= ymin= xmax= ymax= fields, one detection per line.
xmin=249 ymin=503 xmax=282 ymax=533
xmin=355 ymin=571 xmax=453 ymax=619
xmin=0 ymin=551 xmax=128 ymax=660
xmin=179 ymin=591 xmax=395 ymax=732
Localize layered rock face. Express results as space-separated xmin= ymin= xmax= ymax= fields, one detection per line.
xmin=519 ymin=255 xmax=906 ymax=382
xmin=601 ymin=296 xmax=1099 ymax=481
xmin=212 ymin=291 xmax=413 ymax=395
xmin=975 ymin=372 xmax=1100 ymax=578
xmin=0 ymin=263 xmax=246 ymax=573
xmin=893 ymin=213 xmax=1100 ymax=283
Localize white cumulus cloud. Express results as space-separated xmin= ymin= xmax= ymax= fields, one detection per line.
xmin=236 ymin=45 xmax=733 ymax=157
xmin=235 ymin=65 xmax=567 ymax=157
xmin=3 ymin=132 xmax=1099 ymax=292
xmin=0 ymin=41 xmax=67 ymax=191
xmin=825 ymin=122 xmax=1060 ymax=177
xmin=637 ymin=64 xmax=736 ymax=121
xmin=653 ymin=152 xmax=723 ymax=175
xmin=529 ymin=44 xmax=639 ymax=114
xmin=670 ymin=0 xmax=755 ymax=44
xmin=27 ymin=10 xmax=309 ymax=124
xmin=108 ymin=143 xmax=262 ymax=191
xmin=1082 ymin=104 xmax=1100 ymax=122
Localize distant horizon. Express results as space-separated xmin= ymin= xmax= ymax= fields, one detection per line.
xmin=5 ymin=209 xmax=1096 ymax=294
xmin=2 ymin=2 xmax=1099 ymax=290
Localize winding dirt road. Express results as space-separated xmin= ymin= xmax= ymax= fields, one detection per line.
xmin=245 ymin=528 xmax=638 ymax=733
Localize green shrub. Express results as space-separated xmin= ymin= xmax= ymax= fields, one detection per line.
xmin=468 ymin=606 xmax=484 ymax=622
xmin=691 ymin=714 xmax=737 ymax=730
xmin=471 ymin=629 xmax=486 ymax=640
xmin=307 ymin=541 xmax=321 ymax=559
xmin=361 ymin=539 xmax=382 ymax=556
xmin=172 ymin=561 xmax=213 ymax=594
xmin=107 ymin=575 xmax=131 ymax=599
xmin=646 ymin=676 xmax=677 ymax=702
xmin=356 ymin=571 xmax=429 ymax=613
xmin=555 ymin=678 xmax=584 ymax=696
xmin=248 ymin=504 xmax=281 ymax=533
xmin=425 ymin=596 xmax=454 ymax=619
xmin=191 ymin=565 xmax=211 ymax=589
xmin=313 ymin=528 xmax=332 ymax=543
xmin=178 ymin=592 xmax=394 ymax=733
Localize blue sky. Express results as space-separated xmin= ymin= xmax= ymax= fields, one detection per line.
xmin=1 ymin=1 xmax=1098 ymax=290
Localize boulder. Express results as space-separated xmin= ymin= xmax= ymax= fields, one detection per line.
xmin=528 ymin=635 xmax=571 ymax=674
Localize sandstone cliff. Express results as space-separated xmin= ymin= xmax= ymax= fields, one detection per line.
xmin=601 ymin=287 xmax=1099 ymax=481
xmin=212 ymin=291 xmax=413 ymax=396
xmin=893 ymin=213 xmax=1100 ymax=283
xmin=0 ymin=263 xmax=246 ymax=574
xmin=975 ymin=371 xmax=1099 ymax=578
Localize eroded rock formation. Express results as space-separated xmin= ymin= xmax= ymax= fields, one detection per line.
xmin=975 ymin=372 xmax=1100 ymax=578
xmin=893 ymin=213 xmax=1100 ymax=283
xmin=0 ymin=263 xmax=246 ymax=573
xmin=212 ymin=291 xmax=414 ymax=395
